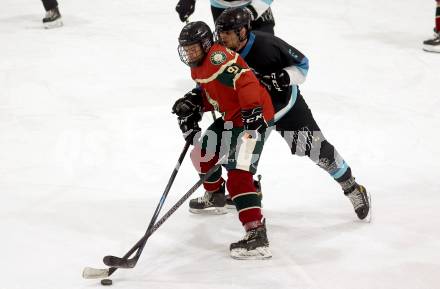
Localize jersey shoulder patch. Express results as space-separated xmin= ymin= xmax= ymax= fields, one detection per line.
xmin=210 ymin=51 xmax=227 ymax=65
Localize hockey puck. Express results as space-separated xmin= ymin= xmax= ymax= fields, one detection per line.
xmin=101 ymin=279 xmax=113 ymax=286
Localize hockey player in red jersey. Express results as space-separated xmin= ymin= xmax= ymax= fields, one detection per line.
xmin=173 ymin=21 xmax=274 ymax=259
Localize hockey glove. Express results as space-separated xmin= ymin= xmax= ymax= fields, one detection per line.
xmin=260 ymin=70 xmax=290 ymax=92
xmin=172 ymin=88 xmax=203 ymax=143
xmin=175 ymin=0 xmax=196 ymax=22
xmin=241 ymin=107 xmax=267 ymax=139
xmin=172 ymin=88 xmax=203 ymax=118
xmin=177 ymin=114 xmax=201 ymax=143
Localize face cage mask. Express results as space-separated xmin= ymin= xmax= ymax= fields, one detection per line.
xmin=177 ymin=37 xmax=213 ymax=67
xmin=178 ymin=44 xmax=203 ymax=67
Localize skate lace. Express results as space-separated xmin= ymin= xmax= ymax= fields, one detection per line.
xmin=197 ymin=191 xmax=213 ymax=205
xmin=237 ymin=230 xmax=257 ymax=244
xmin=45 ymin=8 xmax=60 ymax=19
xmin=347 ymin=189 xmax=365 ymax=210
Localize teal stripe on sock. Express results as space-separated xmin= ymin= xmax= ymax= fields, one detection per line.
xmin=331 ymin=161 xmax=348 ymax=179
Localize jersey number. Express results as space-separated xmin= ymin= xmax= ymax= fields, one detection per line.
xmin=226 ymin=65 xmax=240 ymax=75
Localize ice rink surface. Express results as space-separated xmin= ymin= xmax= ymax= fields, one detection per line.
xmin=1 ymin=0 xmax=440 ymax=288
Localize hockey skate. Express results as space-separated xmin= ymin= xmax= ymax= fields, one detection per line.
xmin=345 ymin=184 xmax=371 ymax=221
xmin=230 ymin=222 xmax=272 ymax=260
xmin=423 ymin=30 xmax=440 ymax=53
xmin=43 ymin=6 xmax=63 ymax=29
xmin=189 ymin=184 xmax=227 ymax=215
xmin=225 ymin=175 xmax=263 ymax=209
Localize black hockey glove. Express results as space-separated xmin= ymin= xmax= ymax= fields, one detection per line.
xmin=172 ymin=88 xmax=203 ymax=117
xmin=177 ymin=114 xmax=202 ymax=143
xmin=175 ymin=0 xmax=196 ymax=22
xmin=172 ymin=88 xmax=203 ymax=143
xmin=260 ymin=70 xmax=290 ymax=92
xmin=241 ymin=107 xmax=267 ymax=139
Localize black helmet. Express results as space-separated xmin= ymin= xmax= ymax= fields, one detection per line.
xmin=215 ymin=7 xmax=251 ymax=34
xmin=178 ymin=21 xmax=214 ymax=67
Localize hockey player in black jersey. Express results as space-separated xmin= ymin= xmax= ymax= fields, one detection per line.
xmin=175 ymin=0 xmax=275 ymax=34
xmin=201 ymin=7 xmax=371 ymax=223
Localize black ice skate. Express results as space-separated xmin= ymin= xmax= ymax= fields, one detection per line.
xmin=230 ymin=222 xmax=272 ymax=260
xmin=423 ymin=30 xmax=440 ymax=53
xmin=225 ymin=175 xmax=263 ymax=209
xmin=189 ymin=184 xmax=227 ymax=215
xmin=43 ymin=6 xmax=63 ymax=29
xmin=345 ymin=184 xmax=371 ymax=221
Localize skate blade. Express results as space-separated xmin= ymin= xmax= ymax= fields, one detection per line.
xmin=189 ymin=207 xmax=228 ymax=215
xmin=423 ymin=45 xmax=440 ymax=53
xmin=230 ymin=247 xmax=272 ymax=260
xmin=44 ymin=19 xmax=63 ymax=29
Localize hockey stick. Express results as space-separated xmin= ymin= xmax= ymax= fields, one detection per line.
xmin=82 ymin=152 xmax=228 ymax=279
xmin=82 ymin=139 xmax=191 ymax=277
xmin=103 ymin=138 xmax=194 ymax=266
xmin=104 ymin=144 xmax=226 ymax=269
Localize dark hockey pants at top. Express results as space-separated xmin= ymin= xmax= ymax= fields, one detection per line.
xmin=41 ymin=0 xmax=58 ymax=11
xmin=275 ymin=92 xmax=353 ymax=183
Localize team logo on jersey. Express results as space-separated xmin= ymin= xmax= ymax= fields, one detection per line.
xmin=210 ymin=51 xmax=227 ymax=65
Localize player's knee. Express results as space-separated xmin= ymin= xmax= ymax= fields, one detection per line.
xmin=226 ymin=170 xmax=255 ymax=198
xmin=190 ymin=147 xmax=218 ymax=173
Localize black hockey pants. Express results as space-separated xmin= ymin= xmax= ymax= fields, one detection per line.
xmin=275 ymin=92 xmax=352 ymax=182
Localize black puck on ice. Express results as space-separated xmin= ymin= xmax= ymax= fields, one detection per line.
xmin=101 ymin=279 xmax=113 ymax=286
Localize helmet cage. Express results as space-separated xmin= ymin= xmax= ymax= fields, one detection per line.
xmin=178 ymin=21 xmax=213 ymax=67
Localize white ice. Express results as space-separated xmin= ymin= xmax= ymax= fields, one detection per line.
xmin=1 ymin=0 xmax=440 ymax=288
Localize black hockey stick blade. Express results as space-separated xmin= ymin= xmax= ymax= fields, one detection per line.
xmin=103 ymin=255 xmax=137 ymax=268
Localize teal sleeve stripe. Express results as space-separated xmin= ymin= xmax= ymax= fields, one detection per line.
xmin=297 ymin=57 xmax=309 ymax=77
xmin=331 ymin=161 xmax=348 ymax=179
xmin=210 ymin=0 xmax=251 ymax=8
xmin=274 ymin=86 xmax=298 ymax=123
xmin=259 ymin=0 xmax=274 ymax=5
xmin=210 ymin=0 xmax=272 ymax=9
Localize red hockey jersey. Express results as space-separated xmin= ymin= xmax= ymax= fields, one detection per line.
xmin=190 ymin=43 xmax=274 ymax=127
